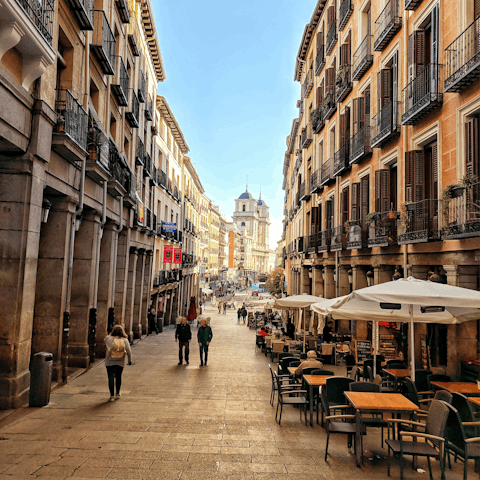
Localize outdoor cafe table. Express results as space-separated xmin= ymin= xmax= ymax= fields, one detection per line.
xmin=303 ymin=374 xmax=333 ymax=427
xmin=383 ymin=369 xmax=411 ymax=392
xmin=431 ymin=381 xmax=480 ymax=396
xmin=344 ymin=391 xmax=419 ymax=467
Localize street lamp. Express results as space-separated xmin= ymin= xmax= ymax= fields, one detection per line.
xmin=41 ymin=198 xmax=52 ymax=223
xmin=348 ymin=268 xmax=353 ymax=285
xmin=366 ymin=269 xmax=374 ymax=287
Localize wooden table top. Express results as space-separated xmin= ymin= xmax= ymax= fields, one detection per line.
xmin=303 ymin=375 xmax=333 ymax=386
xmin=345 ymin=392 xmax=419 ymax=411
xmin=431 ymin=382 xmax=480 ymax=395
xmin=468 ymin=397 xmax=480 ymax=407
xmin=383 ymin=369 xmax=411 ymax=378
xmin=358 ymin=361 xmax=387 ymax=367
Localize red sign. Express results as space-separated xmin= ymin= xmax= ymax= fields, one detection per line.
xmin=174 ymin=248 xmax=182 ymax=264
xmin=163 ymin=245 xmax=173 ymax=263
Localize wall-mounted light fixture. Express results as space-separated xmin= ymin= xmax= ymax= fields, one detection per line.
xmin=308 ymin=267 xmax=313 ymax=279
xmin=366 ymin=269 xmax=374 ymax=287
xmin=348 ymin=268 xmax=353 ymax=285
xmin=41 ymin=198 xmax=52 ymax=223
xmin=333 ymin=268 xmax=337 ymax=283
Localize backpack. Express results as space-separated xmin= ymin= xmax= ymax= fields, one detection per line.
xmin=108 ymin=337 xmax=126 ymax=360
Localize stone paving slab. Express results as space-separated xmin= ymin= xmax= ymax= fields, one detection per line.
xmin=0 ymin=304 xmax=470 ymax=479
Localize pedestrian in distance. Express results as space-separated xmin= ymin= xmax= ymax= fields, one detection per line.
xmin=286 ymin=318 xmax=295 ymax=339
xmin=218 ymin=301 xmax=222 ymax=314
xmin=198 ymin=318 xmax=213 ymax=366
xmin=242 ymin=307 xmax=247 ymax=324
xmin=223 ymin=302 xmax=227 ymax=314
xmin=148 ymin=307 xmax=159 ymax=334
xmin=105 ymin=325 xmax=132 ymax=402
xmin=175 ymin=317 xmax=191 ymax=365
xmin=237 ymin=308 xmax=242 ymax=324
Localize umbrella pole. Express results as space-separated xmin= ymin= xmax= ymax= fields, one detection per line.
xmin=373 ymin=321 xmax=377 ymax=378
xmin=301 ymin=309 xmax=306 ymax=354
xmin=409 ymin=304 xmax=415 ymax=381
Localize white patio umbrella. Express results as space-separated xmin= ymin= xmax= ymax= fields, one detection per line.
xmin=311 ymin=277 xmax=480 ymax=379
xmin=273 ymin=294 xmax=324 ymax=352
xmin=201 ymin=287 xmax=213 ymax=294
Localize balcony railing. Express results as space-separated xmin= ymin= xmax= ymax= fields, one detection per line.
xmin=368 ymin=212 xmax=399 ymax=247
xmin=115 ymin=0 xmax=130 ymax=23
xmin=145 ymin=93 xmax=154 ymax=121
xmin=54 ymin=89 xmax=88 ymax=151
xmin=401 ymin=63 xmax=443 ymax=125
xmin=371 ymin=101 xmax=401 ymax=148
xmin=316 ymin=44 xmax=326 ymax=76
xmin=91 ymin=11 xmax=116 ymax=75
xmin=65 ymin=0 xmax=94 ymax=30
xmin=111 ymin=56 xmax=129 ymax=107
xmin=126 ymin=89 xmax=140 ymax=128
xmin=323 ymin=88 xmax=336 ymax=120
xmin=335 ymin=64 xmax=352 ymax=103
xmin=398 ymin=199 xmax=442 ymax=244
xmin=405 ymin=0 xmax=422 ymax=10
xmin=143 ymin=152 xmax=152 ymax=177
xmin=320 ymin=158 xmax=334 ymax=185
xmin=158 ymin=169 xmax=167 ymax=188
xmin=374 ymin=0 xmax=402 ymax=52
xmin=349 ymin=125 xmax=372 ymax=164
xmin=318 ymin=230 xmax=331 ymax=252
xmin=151 ymin=165 xmax=157 ymax=185
xmin=16 ymin=0 xmax=55 ymax=44
xmin=326 ymin=21 xmax=338 ymax=55
xmin=298 ymin=99 xmax=304 ymax=120
xmin=310 ymin=169 xmax=322 ymax=194
xmin=299 ymin=181 xmax=311 ymax=201
xmin=352 ymin=35 xmax=373 ymax=81
xmin=301 ymin=69 xmax=314 ymax=98
xmin=311 ymin=106 xmax=325 ymax=134
xmin=145 ymin=207 xmax=152 ymax=230
xmin=346 ymin=220 xmax=369 ymax=249
xmin=443 ymin=182 xmax=480 ymax=239
xmin=135 ymin=137 xmax=144 ymax=166
xmin=339 ymin=0 xmax=353 ymax=31
xmin=301 ymin=124 xmax=313 ymax=149
xmin=108 ymin=141 xmax=135 ymax=198
xmin=331 ymin=226 xmax=346 ymax=251
xmin=297 ymin=236 xmax=306 ymax=254
xmin=444 ymin=18 xmax=480 ymax=93
xmin=334 ymin=145 xmax=349 ymax=176
xmin=138 ymin=71 xmax=146 ymax=103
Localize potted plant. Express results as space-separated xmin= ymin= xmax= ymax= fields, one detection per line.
xmin=366 ymin=212 xmax=379 ymax=225
xmin=399 ymin=204 xmax=409 ymax=229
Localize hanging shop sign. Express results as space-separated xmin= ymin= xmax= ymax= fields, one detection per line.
xmin=163 ymin=245 xmax=173 ymax=263
xmin=162 ymin=222 xmax=177 ymax=233
xmin=137 ymin=202 xmax=144 ymax=224
xmin=174 ymin=248 xmax=182 ymax=264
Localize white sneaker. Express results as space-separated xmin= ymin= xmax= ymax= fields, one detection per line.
xmin=109 ymin=396 xmax=115 ymax=402
xmin=115 ymin=393 xmax=121 ymax=400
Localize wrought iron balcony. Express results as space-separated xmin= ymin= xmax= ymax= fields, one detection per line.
xmin=320 ymin=158 xmax=334 ymax=185
xmin=310 ymin=169 xmax=322 ymax=194
xmin=299 ymin=181 xmax=311 ymax=201
xmin=167 ymin=178 xmax=173 ymax=194
xmin=335 ymin=64 xmax=352 ymax=103
xmin=368 ymin=212 xmax=398 ymax=247
xmin=350 ymin=125 xmax=372 ymax=164
xmin=334 ymin=145 xmax=349 ymax=176
xmin=91 ymin=11 xmax=116 ymax=75
xmin=145 ymin=93 xmax=154 ymax=121
xmin=326 ymin=21 xmax=338 ymax=55
xmin=346 ymin=220 xmax=369 ymax=249
xmin=331 ymin=226 xmax=346 ymax=251
xmin=158 ymin=169 xmax=167 ymax=188
xmin=323 ymin=88 xmax=336 ymax=120
xmin=143 ymin=152 xmax=152 ymax=177
xmin=444 ymin=18 xmax=480 ymax=93
xmin=16 ymin=0 xmax=55 ymax=44
xmin=111 ymin=56 xmax=129 ymax=107
xmin=352 ymin=36 xmax=373 ymax=81
xmin=127 ymin=15 xmax=140 ymax=57
xmin=153 ymin=270 xmax=167 ymax=287
xmin=108 ymin=141 xmax=135 ymax=200
xmin=301 ymin=69 xmax=314 ymax=98
xmin=374 ymin=0 xmax=402 ymax=52
xmin=311 ymin=106 xmax=325 ymax=134
xmin=151 ymin=165 xmax=157 ymax=185
xmin=297 ymin=236 xmax=306 ymax=254
xmin=301 ymin=124 xmax=313 ymax=149
xmin=318 ymin=229 xmax=331 ymax=252
xmin=126 ymin=89 xmax=140 ymax=128
xmin=371 ymin=101 xmax=401 ymax=148
xmin=84 ymin=118 xmax=109 ymax=182
xmin=339 ymin=0 xmax=353 ymax=31
xmin=398 ymin=199 xmax=442 ymax=244
xmin=145 ymin=207 xmax=152 ymax=230
xmin=135 ymin=137 xmax=144 ymax=166
xmin=115 ymin=0 xmax=130 ymax=23
xmin=65 ymin=0 xmax=94 ymax=30
xmin=298 ymin=99 xmax=304 ymax=120
xmin=316 ymin=44 xmax=326 ymax=76
xmin=443 ymin=182 xmax=480 ymax=239
xmin=138 ymin=71 xmax=146 ymax=103
xmin=405 ymin=0 xmax=422 ymax=10
xmin=401 ymin=64 xmax=443 ymax=125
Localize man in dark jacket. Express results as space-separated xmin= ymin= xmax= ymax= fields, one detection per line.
xmin=175 ymin=317 xmax=191 ymax=365
xmin=286 ymin=318 xmax=295 ymax=339
xmin=197 ymin=319 xmax=213 ymax=367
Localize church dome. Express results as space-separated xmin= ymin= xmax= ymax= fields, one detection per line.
xmin=238 ymin=191 xmax=253 ymax=200
xmin=257 ymin=199 xmax=266 ymax=206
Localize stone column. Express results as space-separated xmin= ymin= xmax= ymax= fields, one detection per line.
xmin=114 ymin=230 xmax=130 ymax=328
xmin=324 ymin=266 xmax=335 ymax=299
xmin=141 ymin=251 xmax=153 ymax=334
xmin=408 ymin=265 xmax=429 ymax=281
xmin=69 ymin=210 xmax=102 ymax=368
xmin=374 ymin=265 xmax=394 ymax=285
xmin=352 ymin=266 xmax=368 ymax=291
xmin=96 ymin=223 xmax=117 ymax=357
xmin=132 ymin=249 xmax=146 ymax=339
xmin=32 ymin=199 xmax=75 ymax=381
xmin=125 ymin=247 xmax=138 ymax=341
xmin=338 ymin=265 xmax=351 ymax=297
xmin=312 ymin=266 xmax=324 ymax=297
xmin=443 ymin=265 xmax=459 ymax=287
xmin=301 ymin=267 xmax=311 ymax=294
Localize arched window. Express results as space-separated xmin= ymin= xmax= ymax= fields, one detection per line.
xmin=242 ymin=205 xmax=246 ymax=212
xmin=241 ymin=222 xmax=245 ymax=227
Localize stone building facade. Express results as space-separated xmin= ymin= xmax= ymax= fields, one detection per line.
xmin=283 ymin=0 xmax=480 ymax=375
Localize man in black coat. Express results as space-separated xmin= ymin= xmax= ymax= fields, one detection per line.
xmin=286 ymin=318 xmax=295 ymax=339
xmin=175 ymin=317 xmax=191 ymax=365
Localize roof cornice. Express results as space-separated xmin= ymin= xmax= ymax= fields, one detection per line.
xmin=184 ymin=156 xmax=205 ymax=193
xmin=157 ymin=96 xmax=190 ymax=154
xmin=141 ymin=0 xmax=166 ymax=82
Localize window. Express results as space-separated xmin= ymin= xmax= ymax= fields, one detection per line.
xmin=351 ymin=175 xmax=370 ymax=219
xmin=465 ymin=115 xmax=480 ymax=179
xmin=326 ymin=196 xmax=334 ymax=229
xmin=341 ymin=186 xmax=350 ymax=224
xmin=242 ymin=205 xmax=246 ymax=212
xmin=377 ymin=52 xmax=398 ymax=120
xmin=352 ymin=88 xmax=370 ymax=135
xmin=241 ymin=222 xmax=245 ymax=227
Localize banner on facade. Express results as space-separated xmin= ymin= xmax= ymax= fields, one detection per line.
xmin=137 ymin=202 xmax=144 ymax=224
xmin=162 ymin=222 xmax=177 ymax=233
xmin=163 ymin=245 xmax=173 ymax=263
xmin=174 ymin=248 xmax=182 ymax=264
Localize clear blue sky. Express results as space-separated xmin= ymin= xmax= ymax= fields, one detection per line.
xmin=152 ymin=1 xmax=315 ymax=249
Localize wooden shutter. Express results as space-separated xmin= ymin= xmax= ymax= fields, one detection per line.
xmin=381 ymin=69 xmax=391 ymax=108
xmin=392 ymin=52 xmax=398 ymax=129
xmin=341 ymin=187 xmax=349 ymax=224
xmin=340 ymin=111 xmax=346 ymax=147
xmin=340 ymin=43 xmax=348 ymax=66
xmin=375 ymin=170 xmax=381 ymax=212
xmin=476 ymin=0 xmax=480 ymax=18
xmin=375 ymin=169 xmax=390 ymax=213
xmin=347 ymin=31 xmax=352 ymax=63
xmin=414 ymin=150 xmax=425 ymax=202
xmin=345 ymin=106 xmax=350 ymax=145
xmin=405 ymin=151 xmax=415 ymax=203
xmin=351 ymin=182 xmax=360 ymax=220
xmin=364 ymin=88 xmax=370 ymax=126
xmin=311 ymin=206 xmax=319 ymax=233
xmin=326 ymin=198 xmax=334 ymax=229
xmin=317 ymin=31 xmax=324 ymax=51
xmin=465 ymin=117 xmax=479 ymax=178
xmin=431 ymin=5 xmax=439 ymax=93
xmin=360 ymin=175 xmax=369 ymax=219
xmin=432 ymin=143 xmax=438 ymax=200
xmin=328 ymin=6 xmax=335 ymax=29
xmin=352 ymin=98 xmax=359 ymax=135
xmin=326 ymin=68 xmax=335 ymax=93
xmin=414 ymin=31 xmax=426 ymax=77
xmin=318 ymin=204 xmax=323 ymax=230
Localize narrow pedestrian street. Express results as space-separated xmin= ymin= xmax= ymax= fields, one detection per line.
xmin=0 ymin=303 xmax=466 ymax=480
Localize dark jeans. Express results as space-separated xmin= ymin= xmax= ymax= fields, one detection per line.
xmin=106 ymin=365 xmax=123 ymax=396
xmin=179 ymin=342 xmax=189 ymax=363
xmin=199 ymin=344 xmax=209 ymax=365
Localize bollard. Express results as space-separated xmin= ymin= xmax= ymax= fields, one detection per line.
xmin=29 ymin=352 xmax=54 ymax=407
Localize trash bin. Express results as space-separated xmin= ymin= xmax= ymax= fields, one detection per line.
xmin=29 ymin=352 xmax=53 ymax=407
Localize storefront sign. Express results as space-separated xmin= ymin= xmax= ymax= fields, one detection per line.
xmin=173 ymin=248 xmax=182 ymax=264
xmin=163 ymin=245 xmax=173 ymax=263
xmin=137 ymin=202 xmax=144 ymax=224
xmin=162 ymin=222 xmax=177 ymax=233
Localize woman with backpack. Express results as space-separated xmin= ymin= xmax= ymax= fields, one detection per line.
xmin=105 ymin=325 xmax=132 ymax=402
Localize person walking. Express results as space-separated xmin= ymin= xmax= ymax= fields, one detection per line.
xmin=242 ymin=307 xmax=247 ymax=324
xmin=105 ymin=325 xmax=132 ymax=402
xmin=148 ymin=307 xmax=159 ymax=334
xmin=187 ymin=296 xmax=197 ymax=325
xmin=218 ymin=301 xmax=222 ymax=314
xmin=237 ymin=308 xmax=242 ymax=324
xmin=175 ymin=317 xmax=191 ymax=365
xmin=197 ymin=318 xmax=213 ymax=366
xmin=223 ymin=302 xmax=227 ymax=314
xmin=286 ymin=318 xmax=295 ymax=339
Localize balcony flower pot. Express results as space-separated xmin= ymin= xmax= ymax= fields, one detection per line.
xmin=451 ymin=185 xmax=465 ymax=198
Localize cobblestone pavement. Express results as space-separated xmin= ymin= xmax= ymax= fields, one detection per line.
xmin=0 ymin=304 xmax=467 ymax=479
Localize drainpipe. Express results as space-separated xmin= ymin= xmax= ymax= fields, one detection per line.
xmin=93 ymin=181 xmax=107 ymax=307
xmin=108 ymin=195 xmax=123 ymax=332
